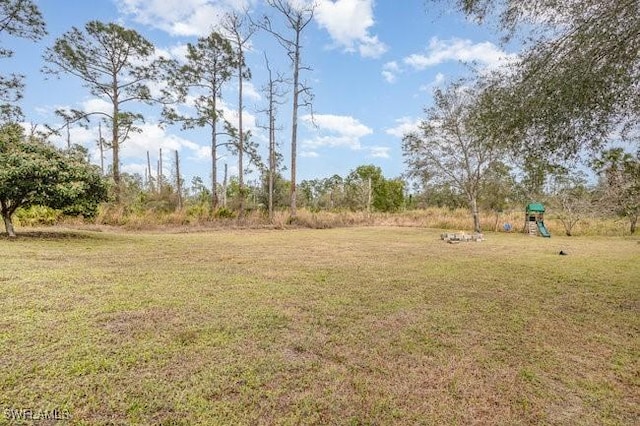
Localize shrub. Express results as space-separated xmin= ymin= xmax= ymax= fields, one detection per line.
xmin=14 ymin=206 xmax=61 ymax=226
xmin=214 ymin=207 xmax=235 ymax=219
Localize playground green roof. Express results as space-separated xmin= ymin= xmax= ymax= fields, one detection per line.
xmin=526 ymin=203 xmax=545 ymax=213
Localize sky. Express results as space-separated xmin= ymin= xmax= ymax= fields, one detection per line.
xmin=5 ymin=0 xmax=518 ymax=189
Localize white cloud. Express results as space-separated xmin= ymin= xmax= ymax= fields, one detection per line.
xmin=419 ymin=72 xmax=446 ymax=92
xmin=369 ymin=146 xmax=390 ymax=158
xmin=115 ymin=0 xmax=254 ymax=37
xmin=169 ymin=95 xmax=259 ymax=137
xmin=46 ymin=117 xmax=209 ymax=173
xmin=295 ymin=0 xmax=317 ymax=9
xmin=155 ymin=44 xmax=189 ymax=62
xmin=303 ymin=135 xmax=362 ymax=150
xmin=358 ymin=35 xmax=387 ymax=58
xmin=121 ymin=162 xmax=149 ymax=176
xmin=242 ymin=81 xmax=262 ymax=102
xmin=301 ymin=113 xmax=372 ymax=151
xmin=81 ymin=98 xmax=112 ymax=116
xmin=404 ymin=37 xmax=515 ymax=70
xmin=219 ymin=99 xmax=258 ymax=133
xmin=121 ymin=124 xmax=209 ymax=168
xmin=431 ymin=72 xmax=446 ymax=86
xmin=27 ymin=122 xmax=96 ymax=152
xmin=382 ymin=61 xmax=400 ymax=83
xmin=300 ymin=151 xmax=319 ymax=158
xmin=34 ymin=106 xmax=56 ymax=118
xmin=315 ymin=0 xmax=387 ymax=58
xmin=304 ymin=114 xmax=372 ymax=138
xmin=381 ymin=71 xmax=395 ymax=84
xmin=169 ymin=44 xmax=190 ymax=60
xmin=385 ymin=116 xmax=421 ymax=138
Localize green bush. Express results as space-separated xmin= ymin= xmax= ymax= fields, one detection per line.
xmin=185 ymin=202 xmax=210 ymax=222
xmin=214 ymin=207 xmax=235 ymax=219
xmin=14 ymin=206 xmax=62 ymax=226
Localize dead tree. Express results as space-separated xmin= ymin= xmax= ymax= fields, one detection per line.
xmin=256 ymin=52 xmax=288 ymax=222
xmin=255 ymin=0 xmax=315 ymax=220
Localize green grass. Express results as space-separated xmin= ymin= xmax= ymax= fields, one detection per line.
xmin=1 ymin=227 xmax=638 ymax=425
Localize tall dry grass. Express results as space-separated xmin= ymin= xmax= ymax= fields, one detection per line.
xmin=95 ymin=205 xmax=630 ymax=236
xmin=11 ymin=204 xmax=631 ymax=236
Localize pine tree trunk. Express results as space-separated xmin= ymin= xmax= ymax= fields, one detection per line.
xmin=158 ymin=148 xmax=163 ymax=193
xmin=222 ymin=163 xmax=228 ymax=208
xmin=112 ymin=79 xmax=121 ymax=203
xmin=175 ymin=150 xmax=183 ymax=210
xmin=99 ymin=123 xmax=105 ymax=175
xmin=146 ymin=150 xmax=153 ymax=192
xmin=211 ymin=122 xmax=218 ymax=209
xmin=237 ymin=56 xmax=245 ymax=219
xmin=289 ymin=28 xmax=301 ymax=221
xmin=269 ymin=108 xmax=275 ymax=223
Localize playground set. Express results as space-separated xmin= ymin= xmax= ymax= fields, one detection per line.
xmin=525 ymin=203 xmax=551 ymax=237
xmin=440 ymin=203 xmax=551 ymax=242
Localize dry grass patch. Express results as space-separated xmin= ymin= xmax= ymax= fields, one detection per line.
xmin=0 ymin=227 xmax=638 ymax=424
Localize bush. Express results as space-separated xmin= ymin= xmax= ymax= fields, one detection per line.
xmin=14 ymin=206 xmax=61 ymax=226
xmin=214 ymin=207 xmax=235 ymax=219
xmin=185 ymin=202 xmax=211 ymax=222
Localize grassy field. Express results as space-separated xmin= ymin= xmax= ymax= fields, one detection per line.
xmin=0 ymin=227 xmax=638 ymax=425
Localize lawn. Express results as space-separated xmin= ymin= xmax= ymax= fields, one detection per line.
xmin=1 ymin=227 xmax=638 ymax=425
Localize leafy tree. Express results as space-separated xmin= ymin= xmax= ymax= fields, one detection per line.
xmin=438 ymin=0 xmax=640 ymax=161
xmin=225 ymin=176 xmax=261 ymax=212
xmin=162 ymin=30 xmax=236 ymax=209
xmin=43 ymin=21 xmax=159 ymax=202
xmin=376 ymin=178 xmax=406 ymax=213
xmin=257 ymin=0 xmax=316 ymax=220
xmin=423 ymin=183 xmax=467 ymax=210
xmin=403 ymin=83 xmax=507 ymax=232
xmin=0 ymin=123 xmax=107 ymax=237
xmin=323 ymin=174 xmax=346 ymax=210
xmin=299 ymin=178 xmax=321 ymax=210
xmin=345 ymin=166 xmax=376 ymax=212
xmin=479 ymin=161 xmax=516 ymax=231
xmin=547 ymin=170 xmax=592 ymax=236
xmin=515 ymin=157 xmax=551 ymax=203
xmin=345 ymin=165 xmax=405 ymax=213
xmin=181 ymin=176 xmax=212 ymax=218
xmin=592 ymin=148 xmax=640 ymax=234
xmin=257 ymin=171 xmax=290 ymax=212
xmin=404 ymin=169 xmax=467 ymax=209
xmin=0 ymin=0 xmax=46 ymax=121
xmin=300 ymin=175 xmax=346 ymax=211
xmin=189 ymin=176 xmax=212 ymax=205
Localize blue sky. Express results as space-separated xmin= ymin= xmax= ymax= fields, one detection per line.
xmin=7 ymin=0 xmax=517 ymax=188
